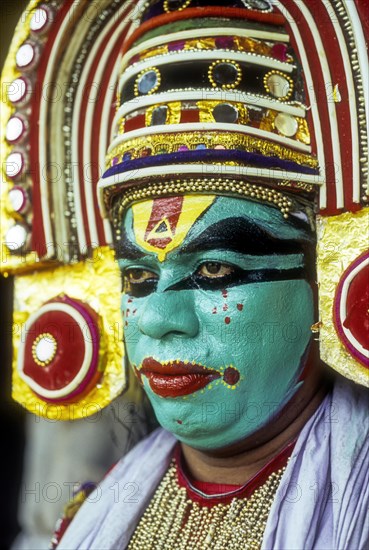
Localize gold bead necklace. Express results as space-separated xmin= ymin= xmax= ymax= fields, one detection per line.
xmin=128 ymin=459 xmax=286 ymax=550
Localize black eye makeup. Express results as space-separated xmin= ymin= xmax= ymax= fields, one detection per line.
xmin=169 ymin=261 xmax=306 ymax=292
xmin=122 ymin=260 xmax=306 ymax=297
xmin=122 ymin=268 xmax=159 ymax=297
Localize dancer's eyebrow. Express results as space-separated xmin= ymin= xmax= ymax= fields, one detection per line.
xmin=180 ymin=217 xmax=304 ymax=256
xmin=115 ymin=230 xmax=145 ymax=260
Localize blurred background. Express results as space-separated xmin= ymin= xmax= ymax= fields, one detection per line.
xmin=1 ymin=2 xmax=29 ymax=548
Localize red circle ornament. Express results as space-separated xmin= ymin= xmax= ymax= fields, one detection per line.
xmin=18 ymin=296 xmax=104 ymax=402
xmin=334 ymin=251 xmax=369 ymax=368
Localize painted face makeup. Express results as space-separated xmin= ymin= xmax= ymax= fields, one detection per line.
xmin=117 ymin=195 xmax=315 ymax=450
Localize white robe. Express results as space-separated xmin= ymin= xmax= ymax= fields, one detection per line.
xmin=58 ymin=377 xmax=369 ymax=550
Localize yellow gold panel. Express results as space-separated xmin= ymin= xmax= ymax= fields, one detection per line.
xmin=317 ymin=208 xmax=369 ymax=387
xmin=12 ymin=247 xmax=125 ymax=419
xmin=139 ymin=45 xmax=168 ymax=60
xmin=296 ymin=117 xmax=310 ymax=145
xmin=184 ymin=38 xmax=215 ymax=50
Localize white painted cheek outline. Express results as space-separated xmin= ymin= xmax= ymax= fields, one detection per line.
xmin=17 ymin=303 xmax=94 ymax=400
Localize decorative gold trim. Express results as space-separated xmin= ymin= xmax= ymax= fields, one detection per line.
xmin=259 ymin=108 xmax=310 ymax=145
xmin=106 ymin=131 xmax=318 ymax=169
xmin=196 ymin=99 xmax=249 ymax=125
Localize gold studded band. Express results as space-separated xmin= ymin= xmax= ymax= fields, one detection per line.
xmin=111 ymin=177 xmax=300 ymax=233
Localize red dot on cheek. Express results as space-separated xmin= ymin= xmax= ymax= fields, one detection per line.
xmin=176 ymin=420 xmax=183 ymax=425
xmin=237 ymin=303 xmax=243 ymax=311
xmin=225 ymin=316 xmax=231 ymax=324
xmin=223 ymin=367 xmax=240 ymax=385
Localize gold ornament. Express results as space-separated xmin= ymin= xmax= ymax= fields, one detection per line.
xmin=107 ymin=131 xmax=317 ymax=170
xmin=128 ymin=459 xmax=286 ymax=550
xmin=317 ymin=208 xmax=369 ymax=387
xmin=12 ymin=247 xmax=125 ymax=420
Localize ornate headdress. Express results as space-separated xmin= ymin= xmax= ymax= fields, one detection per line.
xmin=1 ymin=0 xmax=368 ymax=419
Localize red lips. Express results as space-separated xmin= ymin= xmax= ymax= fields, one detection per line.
xmin=139 ymin=357 xmax=221 ymax=398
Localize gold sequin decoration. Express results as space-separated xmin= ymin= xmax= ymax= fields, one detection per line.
xmin=317 ymin=208 xmax=369 ymax=388
xmin=106 ymin=131 xmax=317 ymax=169
xmin=128 ymin=459 xmax=286 ymax=550
xmin=119 ymin=117 xmax=125 ymax=134
xmin=111 ymin=178 xmax=294 ymax=228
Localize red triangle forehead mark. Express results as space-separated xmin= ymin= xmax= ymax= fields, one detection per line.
xmin=144 ymin=196 xmax=184 ymax=249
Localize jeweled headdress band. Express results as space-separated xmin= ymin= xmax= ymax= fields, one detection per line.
xmin=98 ymin=0 xmax=323 ymax=222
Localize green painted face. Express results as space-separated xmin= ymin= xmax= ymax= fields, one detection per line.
xmin=117 ymin=195 xmax=315 ymax=450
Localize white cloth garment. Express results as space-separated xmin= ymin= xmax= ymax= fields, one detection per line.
xmin=58 ymin=376 xmax=369 ymax=550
